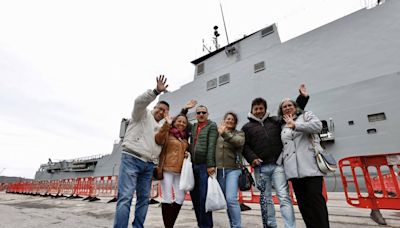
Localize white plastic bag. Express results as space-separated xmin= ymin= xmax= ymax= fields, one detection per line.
xmin=205 ymin=173 xmax=227 ymax=212
xmin=179 ymin=154 xmax=195 ymax=191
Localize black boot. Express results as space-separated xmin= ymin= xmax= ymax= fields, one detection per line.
xmin=161 ymin=203 xmax=174 ymax=228
xmin=171 ymin=202 xmax=182 ymax=226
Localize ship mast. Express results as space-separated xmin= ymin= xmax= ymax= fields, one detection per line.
xmin=219 ymin=1 xmax=230 ymax=45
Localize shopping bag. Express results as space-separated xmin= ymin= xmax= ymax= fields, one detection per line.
xmin=179 ymin=154 xmax=195 ymax=191
xmin=205 ymin=173 xmax=227 ymax=212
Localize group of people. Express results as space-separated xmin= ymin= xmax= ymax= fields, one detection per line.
xmin=113 ymin=75 xmax=330 ymax=228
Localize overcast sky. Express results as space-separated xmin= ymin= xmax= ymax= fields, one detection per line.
xmin=1 ymin=0 xmax=373 ymax=178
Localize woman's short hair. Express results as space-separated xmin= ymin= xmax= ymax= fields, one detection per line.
xmin=223 ymin=111 xmax=238 ymax=125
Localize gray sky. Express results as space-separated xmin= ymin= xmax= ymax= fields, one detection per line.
xmin=0 ymin=0 xmax=372 ymax=178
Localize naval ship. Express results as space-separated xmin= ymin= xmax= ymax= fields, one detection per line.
xmin=35 ymin=0 xmax=400 ymax=191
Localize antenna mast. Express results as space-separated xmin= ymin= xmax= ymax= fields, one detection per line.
xmin=220 ymin=1 xmax=230 ymax=45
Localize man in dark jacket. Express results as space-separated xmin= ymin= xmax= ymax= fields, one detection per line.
xmin=189 ymin=105 xmax=218 ymax=228
xmin=242 ymin=85 xmax=309 ymax=228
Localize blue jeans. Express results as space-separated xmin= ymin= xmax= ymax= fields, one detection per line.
xmin=190 ymin=163 xmax=213 ymax=228
xmin=217 ymin=168 xmax=241 ymax=228
xmin=113 ymin=153 xmax=155 ymax=228
xmin=254 ymin=164 xmax=295 ymax=228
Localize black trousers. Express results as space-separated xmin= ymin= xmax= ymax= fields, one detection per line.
xmin=291 ymin=176 xmax=330 ymax=228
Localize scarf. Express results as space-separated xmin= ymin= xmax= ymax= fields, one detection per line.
xmin=169 ymin=127 xmax=186 ymax=140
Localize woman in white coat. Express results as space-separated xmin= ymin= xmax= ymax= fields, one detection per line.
xmin=277 ymin=98 xmax=330 ymax=228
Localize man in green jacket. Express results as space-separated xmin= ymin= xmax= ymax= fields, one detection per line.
xmin=190 ymin=105 xmax=218 ymax=228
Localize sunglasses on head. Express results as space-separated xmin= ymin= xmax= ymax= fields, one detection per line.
xmin=196 ymin=111 xmax=207 ymax=115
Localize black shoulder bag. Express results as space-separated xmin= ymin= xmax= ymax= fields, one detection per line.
xmin=236 ymin=150 xmax=255 ymax=191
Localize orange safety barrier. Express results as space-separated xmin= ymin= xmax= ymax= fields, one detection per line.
xmin=238 ymin=166 xmax=328 ymax=205
xmin=0 ymin=183 xmax=8 ymax=191
xmin=73 ymin=177 xmax=94 ymax=198
xmin=7 ymin=182 xmax=20 ymax=193
xmin=59 ymin=178 xmax=76 ymax=197
xmin=30 ymin=181 xmax=40 ymax=195
xmin=339 ymin=152 xmax=400 ymax=210
xmin=150 ymin=181 xmax=159 ymax=199
xmin=155 ymin=180 xmax=191 ymax=201
xmin=47 ymin=180 xmax=61 ymax=196
xmin=371 ymin=173 xmax=400 ymax=196
xmin=92 ymin=176 xmax=118 ymax=198
xmin=38 ymin=180 xmax=50 ymax=195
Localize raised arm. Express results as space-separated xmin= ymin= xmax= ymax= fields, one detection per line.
xmin=180 ymin=99 xmax=197 ymax=115
xmin=132 ymin=75 xmax=169 ymax=121
xmin=219 ymin=128 xmax=245 ymax=148
xmin=295 ymin=84 xmax=310 ymax=111
xmin=154 ymin=114 xmax=173 ymax=145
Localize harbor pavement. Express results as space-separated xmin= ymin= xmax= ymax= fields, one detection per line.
xmin=0 ymin=191 xmax=399 ymax=227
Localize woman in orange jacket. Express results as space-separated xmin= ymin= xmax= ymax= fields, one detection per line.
xmin=155 ymin=112 xmax=191 ymax=227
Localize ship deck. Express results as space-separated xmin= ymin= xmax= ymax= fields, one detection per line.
xmin=0 ymin=191 xmax=399 ymax=227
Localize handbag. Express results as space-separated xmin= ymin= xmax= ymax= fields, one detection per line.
xmin=302 ymin=112 xmax=337 ymax=174
xmin=236 ymin=150 xmax=255 ymax=191
xmin=238 ymin=165 xmax=255 ymax=191
xmin=309 ymin=132 xmax=337 ymax=174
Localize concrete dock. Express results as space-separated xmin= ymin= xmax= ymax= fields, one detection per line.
xmin=0 ymin=191 xmax=399 ymax=227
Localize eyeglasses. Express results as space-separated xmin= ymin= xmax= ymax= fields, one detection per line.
xmin=196 ymin=111 xmax=207 ymax=115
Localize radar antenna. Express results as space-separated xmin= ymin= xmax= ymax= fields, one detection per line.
xmin=213 ymin=26 xmax=220 ymax=50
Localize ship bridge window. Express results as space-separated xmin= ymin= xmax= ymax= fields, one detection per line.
xmin=206 ymin=78 xmax=217 ymax=90
xmin=254 ymin=61 xmax=265 ymax=73
xmin=261 ymin=25 xmax=274 ymax=37
xmin=197 ymin=63 xmax=204 ymax=76
xmin=218 ymin=73 xmax=230 ymax=86
xmin=368 ymin=112 xmax=386 ymax=122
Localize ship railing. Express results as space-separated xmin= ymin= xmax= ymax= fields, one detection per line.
xmin=71 ymin=154 xmax=109 ymax=163
xmin=339 ymin=152 xmax=400 ymax=225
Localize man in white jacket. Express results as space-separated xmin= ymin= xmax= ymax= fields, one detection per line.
xmin=114 ymin=75 xmax=169 ymax=228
